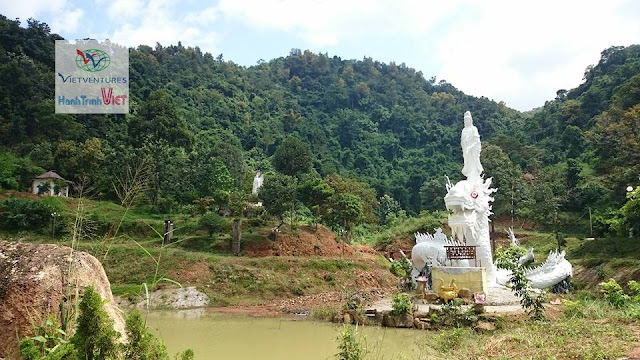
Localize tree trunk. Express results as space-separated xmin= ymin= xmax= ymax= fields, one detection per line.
xmin=290 ymin=203 xmax=295 ymax=226
xmin=232 ymin=218 xmax=241 ymax=256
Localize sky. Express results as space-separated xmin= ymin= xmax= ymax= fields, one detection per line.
xmin=2 ymin=0 xmax=639 ymax=111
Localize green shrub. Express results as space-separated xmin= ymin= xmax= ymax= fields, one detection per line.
xmin=391 ymin=293 xmax=411 ymax=316
xmin=389 ymin=257 xmax=411 ymax=279
xmin=628 ymin=280 xmax=640 ymax=303
xmin=495 ymin=246 xmax=546 ymax=320
xmin=623 ymin=304 xmax=640 ymax=320
xmin=123 ymin=310 xmax=168 ymax=360
xmin=563 ymin=299 xmax=586 ymax=318
xmin=198 ymin=212 xmax=228 ymax=237
xmin=19 ymin=315 xmax=76 ymax=360
xmin=335 ymin=325 xmax=363 ymax=360
xmin=428 ymin=302 xmax=478 ymax=328
xmin=72 ymin=286 xmax=119 ymax=360
xmin=173 ymin=349 xmax=194 ymax=360
xmin=433 ymin=328 xmax=467 ymax=353
xmin=599 ymin=278 xmax=630 ymax=308
xmin=155 ymin=197 xmax=178 ymax=214
xmin=389 ymin=257 xmax=414 ymax=290
xmin=0 ymin=198 xmax=62 ymax=233
xmin=19 ymin=290 xmax=192 ymax=360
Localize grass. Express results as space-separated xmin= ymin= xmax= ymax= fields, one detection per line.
xmin=352 ymin=212 xmax=446 ymax=247
xmin=32 ymin=237 xmax=394 ymax=307
xmin=381 ymin=297 xmax=637 ymax=360
xmin=0 ymin=192 xmax=398 ymax=308
xmin=310 ymin=305 xmax=341 ymax=321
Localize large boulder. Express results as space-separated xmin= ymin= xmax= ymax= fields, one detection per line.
xmin=0 ymin=241 xmax=125 ymax=357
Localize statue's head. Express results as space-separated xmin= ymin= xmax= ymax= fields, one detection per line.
xmin=464 ymin=111 xmax=473 ymax=127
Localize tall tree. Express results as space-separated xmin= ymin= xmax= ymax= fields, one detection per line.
xmin=129 ymin=90 xmax=193 ymax=149
xmin=326 ymin=193 xmax=363 ymax=243
xmin=298 ymin=177 xmax=334 ymax=228
xmin=272 ymin=137 xmax=313 ymax=177
xmin=259 ymin=174 xmax=297 ymax=227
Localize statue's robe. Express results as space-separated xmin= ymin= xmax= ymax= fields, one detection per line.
xmin=461 ymin=125 xmax=483 ymax=180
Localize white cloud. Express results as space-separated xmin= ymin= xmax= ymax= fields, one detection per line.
xmin=0 ymin=0 xmax=82 ymax=35
xmin=435 ymin=0 xmax=640 ymax=110
xmin=51 ymin=8 xmax=83 ymax=33
xmin=107 ymin=0 xmax=219 ymax=54
xmin=107 ymin=0 xmax=145 ymax=22
xmin=183 ymin=6 xmax=218 ymax=26
xmin=217 ymin=0 xmax=462 ymax=46
xmin=0 ymin=0 xmax=67 ymax=20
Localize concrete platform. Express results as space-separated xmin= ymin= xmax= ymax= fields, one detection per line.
xmin=367 ymin=295 xmax=523 ymax=315
xmin=366 ymin=286 xmax=523 ymax=315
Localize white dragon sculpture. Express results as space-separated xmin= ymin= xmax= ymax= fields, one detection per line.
xmin=411 ymin=111 xmax=572 ymax=290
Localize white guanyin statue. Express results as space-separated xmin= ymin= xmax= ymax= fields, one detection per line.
xmin=252 ymin=170 xmax=263 ymax=195
xmin=461 ymin=111 xmax=483 ymax=181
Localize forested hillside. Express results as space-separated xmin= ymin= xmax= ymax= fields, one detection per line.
xmin=1 ymin=15 xmax=638 ymax=236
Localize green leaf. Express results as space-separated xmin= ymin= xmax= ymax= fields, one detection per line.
xmin=32 ymin=335 xmax=46 ymax=343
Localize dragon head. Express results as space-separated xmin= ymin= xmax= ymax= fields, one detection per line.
xmin=444 ymin=177 xmax=496 ymax=243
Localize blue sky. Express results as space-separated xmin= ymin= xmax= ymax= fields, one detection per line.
xmin=3 ymin=0 xmax=639 ymax=111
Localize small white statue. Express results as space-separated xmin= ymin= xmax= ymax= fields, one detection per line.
xmin=461 ymin=111 xmax=483 ymax=181
xmin=252 ymin=170 xmax=263 ymax=194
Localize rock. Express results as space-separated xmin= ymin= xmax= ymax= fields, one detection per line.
xmin=126 ymin=286 xmax=209 ymax=309
xmin=382 ymin=313 xmax=395 ymax=327
xmin=458 ymin=288 xmax=473 ymax=299
xmin=0 ymin=241 xmax=126 ymax=357
xmin=474 ymin=321 xmax=496 ymax=332
xmin=413 ymin=318 xmax=422 ymax=328
xmin=382 ymin=313 xmax=413 ymax=328
xmin=472 ymin=303 xmax=485 ymax=314
xmin=413 ymin=310 xmax=430 ymax=318
xmin=550 ymin=297 xmax=562 ymax=305
xmin=396 ymin=314 xmax=414 ymax=328
xmin=424 ymin=292 xmax=440 ymax=303
xmin=345 ymin=310 xmax=365 ymax=325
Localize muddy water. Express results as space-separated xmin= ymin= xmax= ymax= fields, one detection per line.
xmin=146 ymin=310 xmax=429 ymax=360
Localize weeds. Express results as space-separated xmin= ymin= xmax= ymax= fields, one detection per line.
xmin=495 ymin=246 xmax=546 ymax=320
xmin=599 ymin=278 xmax=630 ymax=307
xmin=19 ymin=316 xmax=75 ymax=360
xmin=391 ymin=293 xmax=411 ymax=316
xmin=311 ymin=305 xmax=341 ymax=321
xmin=432 ymin=328 xmax=467 ymax=353
xmin=336 ymin=325 xmax=364 ymax=360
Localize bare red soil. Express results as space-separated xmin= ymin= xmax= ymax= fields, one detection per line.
xmin=244 ymin=225 xmax=356 ymax=257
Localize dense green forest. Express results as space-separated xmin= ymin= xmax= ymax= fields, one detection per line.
xmin=0 ymin=15 xmax=638 ymax=237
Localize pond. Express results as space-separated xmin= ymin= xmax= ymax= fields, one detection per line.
xmin=146 ymin=310 xmax=431 ymax=359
